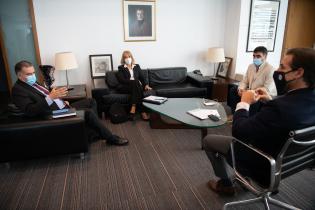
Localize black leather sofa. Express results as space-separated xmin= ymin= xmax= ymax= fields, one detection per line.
xmin=92 ymin=67 xmax=212 ymax=117
xmin=0 ymin=110 xmax=89 ymax=163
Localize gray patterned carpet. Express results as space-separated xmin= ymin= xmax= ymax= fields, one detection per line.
xmin=0 ymin=119 xmax=314 ymax=210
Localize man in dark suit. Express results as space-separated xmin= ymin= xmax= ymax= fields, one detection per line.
xmin=203 ymin=48 xmax=315 ymax=195
xmin=12 ymin=60 xmax=128 ymax=146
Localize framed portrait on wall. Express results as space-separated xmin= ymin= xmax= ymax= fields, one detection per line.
xmin=217 ymin=57 xmax=232 ymax=78
xmin=246 ymin=0 xmax=280 ymax=52
xmin=123 ymin=0 xmax=156 ymax=41
xmin=89 ymin=54 xmax=113 ymax=78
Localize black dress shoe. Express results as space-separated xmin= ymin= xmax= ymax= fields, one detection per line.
xmin=208 ymin=179 xmax=236 ymax=196
xmin=107 ymin=135 xmax=129 ymax=146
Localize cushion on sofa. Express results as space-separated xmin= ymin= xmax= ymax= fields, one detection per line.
xmin=102 ymin=89 xmax=156 ymax=105
xmin=106 ymin=70 xmax=149 ymax=89
xmin=154 ymin=83 xmax=207 ymax=98
xmin=148 ymin=67 xmax=187 ymax=87
xmin=106 ymin=71 xmax=120 ymax=89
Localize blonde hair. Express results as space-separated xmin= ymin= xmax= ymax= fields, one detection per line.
xmin=120 ymin=50 xmax=135 ymax=65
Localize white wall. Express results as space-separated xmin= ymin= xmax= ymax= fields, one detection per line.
xmin=224 ymin=0 xmax=288 ymax=78
xmin=33 ymin=0 xmax=227 ymax=91
xmin=224 ymin=0 xmax=242 ymax=78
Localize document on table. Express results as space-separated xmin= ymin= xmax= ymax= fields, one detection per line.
xmin=143 ymin=96 xmax=168 ymax=104
xmin=187 ymin=108 xmax=220 ymax=120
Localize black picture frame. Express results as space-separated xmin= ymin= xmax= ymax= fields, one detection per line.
xmin=246 ymin=0 xmax=280 ymax=52
xmin=216 ymin=57 xmax=232 ymax=78
xmin=89 ymin=54 xmax=113 ymax=78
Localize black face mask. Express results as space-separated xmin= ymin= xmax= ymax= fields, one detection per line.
xmin=273 ymin=70 xmax=296 ymax=95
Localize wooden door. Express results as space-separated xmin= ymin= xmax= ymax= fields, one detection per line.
xmin=282 ymin=0 xmax=315 ymax=57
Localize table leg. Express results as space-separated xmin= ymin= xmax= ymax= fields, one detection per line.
xmin=201 ymin=128 xmax=208 ymax=149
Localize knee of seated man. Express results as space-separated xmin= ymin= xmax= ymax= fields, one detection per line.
xmin=203 ymin=135 xmax=232 ymax=153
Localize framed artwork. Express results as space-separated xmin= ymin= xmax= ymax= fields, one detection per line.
xmin=123 ymin=0 xmax=156 ymax=41
xmin=246 ymin=0 xmax=280 ymax=52
xmin=217 ymin=57 xmax=232 ymax=78
xmin=89 ymin=54 xmax=113 ymax=78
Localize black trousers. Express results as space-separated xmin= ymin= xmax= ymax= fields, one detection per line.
xmin=203 ymin=135 xmax=235 ymax=181
xmin=118 ymin=80 xmax=144 ymax=111
xmin=71 ymin=98 xmax=115 ymax=142
xmin=227 ymin=85 xmax=263 ymax=116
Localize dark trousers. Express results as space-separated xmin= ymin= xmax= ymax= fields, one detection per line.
xmin=227 ymin=85 xmax=263 ymax=116
xmin=203 ymin=135 xmax=235 ymax=182
xmin=71 ymin=98 xmax=114 ymax=142
xmin=118 ymin=80 xmax=144 ymax=112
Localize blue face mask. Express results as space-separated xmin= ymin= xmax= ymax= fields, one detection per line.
xmin=26 ymin=74 xmax=37 ymax=86
xmin=253 ymin=58 xmax=263 ymax=66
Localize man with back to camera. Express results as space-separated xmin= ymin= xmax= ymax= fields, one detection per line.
xmin=203 ymin=48 xmax=315 ymax=195
xmin=228 ymin=46 xmax=277 ymax=116
xmin=12 ymin=60 xmax=128 ymax=146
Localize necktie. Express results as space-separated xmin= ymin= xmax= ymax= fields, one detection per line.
xmin=33 ymin=83 xmax=50 ymax=95
xmin=33 ymin=83 xmax=70 ymax=108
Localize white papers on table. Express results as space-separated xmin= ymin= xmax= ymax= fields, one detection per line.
xmin=143 ymin=96 xmax=168 ymax=104
xmin=203 ymin=99 xmax=216 ymax=106
xmin=187 ymin=109 xmax=220 ymax=120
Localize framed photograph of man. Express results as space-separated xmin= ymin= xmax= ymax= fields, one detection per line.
xmin=123 ymin=0 xmax=156 ymax=41
xmin=217 ymin=57 xmax=233 ymax=78
xmin=89 ymin=54 xmax=113 ymax=78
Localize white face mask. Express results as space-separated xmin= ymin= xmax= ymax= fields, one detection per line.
xmin=125 ymin=58 xmax=132 ymax=65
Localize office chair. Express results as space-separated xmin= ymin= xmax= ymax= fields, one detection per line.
xmin=224 ymin=125 xmax=315 ymax=210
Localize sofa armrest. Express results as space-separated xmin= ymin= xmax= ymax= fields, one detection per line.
xmin=92 ymin=78 xmax=110 ymax=97
xmin=187 ymin=72 xmax=213 ymax=88
xmin=92 ymin=78 xmax=111 ymax=117
xmin=0 ymin=113 xmax=88 ymax=162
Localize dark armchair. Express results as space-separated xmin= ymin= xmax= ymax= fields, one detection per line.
xmin=224 ymin=126 xmax=315 ymax=210
xmin=0 ymin=107 xmax=89 ymax=163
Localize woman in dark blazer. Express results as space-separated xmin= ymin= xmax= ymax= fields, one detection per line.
xmin=117 ymin=50 xmax=152 ymax=120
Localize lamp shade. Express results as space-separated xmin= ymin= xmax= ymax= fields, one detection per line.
xmin=55 ymin=52 xmax=78 ymax=70
xmin=207 ymin=47 xmax=225 ymax=63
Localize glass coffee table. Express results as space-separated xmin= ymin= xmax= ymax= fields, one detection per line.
xmin=143 ymin=98 xmax=227 ymax=148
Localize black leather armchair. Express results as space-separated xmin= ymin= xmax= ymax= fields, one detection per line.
xmin=224 ymin=126 xmax=315 ymax=210
xmin=0 ymin=110 xmax=89 ymax=163
xmin=92 ymin=67 xmax=211 ymax=117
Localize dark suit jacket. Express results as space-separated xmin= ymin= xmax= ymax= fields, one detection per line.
xmin=12 ymin=79 xmax=59 ymax=117
xmin=232 ymin=88 xmax=315 ymax=158
xmin=117 ymin=64 xmax=147 ymax=88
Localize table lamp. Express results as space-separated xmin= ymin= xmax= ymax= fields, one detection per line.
xmin=55 ymin=52 xmax=78 ymax=88
xmin=207 ymin=47 xmax=225 ymax=80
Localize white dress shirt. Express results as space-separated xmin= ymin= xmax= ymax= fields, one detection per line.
xmin=31 ymin=85 xmax=66 ymax=109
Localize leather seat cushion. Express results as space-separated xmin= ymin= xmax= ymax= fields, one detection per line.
xmin=153 ymin=83 xmax=207 ymax=98
xmin=106 ymin=70 xmax=149 ymax=89
xmin=106 ymin=72 xmax=120 ymax=89
xmin=102 ymin=89 xmax=156 ymax=105
xmin=148 ymin=67 xmax=187 ymax=87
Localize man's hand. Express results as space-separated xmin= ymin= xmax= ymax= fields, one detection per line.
xmin=238 ymin=88 xmax=245 ymax=97
xmin=241 ymin=90 xmax=257 ymax=105
xmin=144 ymin=85 xmax=152 ymax=91
xmin=255 ymin=87 xmax=272 ymax=102
xmin=49 ymin=87 xmax=68 ymax=100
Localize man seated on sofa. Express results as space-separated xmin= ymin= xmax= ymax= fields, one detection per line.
xmin=203 ymin=48 xmax=315 ymax=195
xmin=12 ymin=60 xmax=128 ymax=146
xmin=228 ymin=46 xmax=277 ymax=116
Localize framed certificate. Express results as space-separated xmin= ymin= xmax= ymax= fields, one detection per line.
xmin=246 ymin=0 xmax=280 ymax=52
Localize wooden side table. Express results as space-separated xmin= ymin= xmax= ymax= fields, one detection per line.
xmin=211 ymin=78 xmax=239 ymax=102
xmin=60 ymin=84 xmax=87 ymax=102
xmin=188 ymin=73 xmax=239 ymax=101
